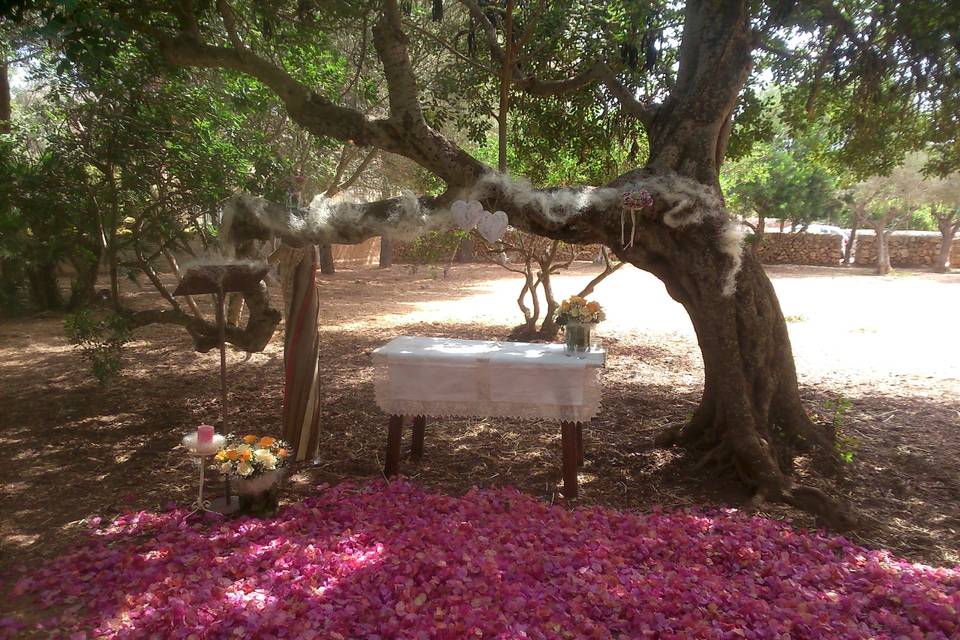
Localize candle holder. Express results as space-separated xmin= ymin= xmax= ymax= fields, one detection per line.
xmin=182 ymin=433 xmax=226 ymax=519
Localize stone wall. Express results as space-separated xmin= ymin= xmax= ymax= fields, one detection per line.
xmin=852 ymin=232 xmax=960 ymax=268
xmin=756 ymin=232 xmax=843 ymax=266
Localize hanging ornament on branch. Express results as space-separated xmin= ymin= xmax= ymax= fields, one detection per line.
xmin=432 ymin=0 xmax=443 ymax=21
xmin=450 ymin=200 xmax=508 ymax=243
xmin=620 ymin=189 xmax=654 ymax=249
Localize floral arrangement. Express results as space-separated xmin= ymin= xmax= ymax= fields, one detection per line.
xmin=621 ymin=188 xmax=654 ymax=211
xmin=215 ymin=434 xmax=290 ymax=480
xmin=555 ymin=295 xmax=605 ymax=326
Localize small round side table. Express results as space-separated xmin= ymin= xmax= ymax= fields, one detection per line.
xmin=181 ymin=433 xmax=226 ymax=519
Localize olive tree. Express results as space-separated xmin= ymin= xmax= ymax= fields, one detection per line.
xmin=13 ymin=0 xmax=959 ymax=525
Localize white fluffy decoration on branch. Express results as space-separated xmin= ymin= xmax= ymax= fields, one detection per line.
xmin=718 ymin=220 xmax=747 ymax=297
xmin=469 ymin=173 xmax=621 ymax=224
xmin=641 ymin=175 xmax=723 ymax=228
xmin=221 ymin=191 xmax=453 ymax=246
xmin=222 ymin=169 xmax=744 ymax=297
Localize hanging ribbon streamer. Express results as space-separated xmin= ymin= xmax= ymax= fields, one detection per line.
xmin=620 ymin=189 xmax=654 ymax=249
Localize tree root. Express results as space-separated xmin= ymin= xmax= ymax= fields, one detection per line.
xmin=656 ymin=408 xmax=857 ymax=530
xmin=778 ymin=484 xmax=857 ymax=530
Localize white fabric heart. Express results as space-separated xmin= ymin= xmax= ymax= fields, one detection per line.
xmin=478 ymin=210 xmax=509 ymax=244
xmin=451 ymin=199 xmax=485 ymax=230
xmin=450 ymin=200 xmax=470 ymax=229
xmin=465 ymin=200 xmax=485 ymax=228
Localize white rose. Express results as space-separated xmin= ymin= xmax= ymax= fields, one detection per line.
xmin=254 ymin=450 xmax=277 ymax=470
xmin=220 ymin=462 xmax=232 ymax=475
xmin=237 ymin=461 xmax=253 ymax=476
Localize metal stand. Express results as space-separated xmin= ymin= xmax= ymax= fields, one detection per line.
xmin=172 ymin=261 xmax=269 ymax=517
xmin=215 ymin=286 xmax=232 ymax=507
xmin=185 ymin=452 xmax=220 ymax=519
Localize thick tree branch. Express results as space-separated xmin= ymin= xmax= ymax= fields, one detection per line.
xmin=155 ymin=27 xmax=484 ymax=186
xmin=459 ymin=0 xmax=656 ymax=127
xmin=215 ymin=0 xmax=244 ymax=50
xmin=804 ymin=0 xmax=869 ymax=53
xmin=373 ymin=0 xmax=426 ymax=124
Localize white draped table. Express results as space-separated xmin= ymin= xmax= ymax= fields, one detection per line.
xmin=372 ymin=336 xmax=606 ymax=497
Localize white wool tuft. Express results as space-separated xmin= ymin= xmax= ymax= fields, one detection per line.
xmin=469 ymin=173 xmax=620 ymax=222
xmin=638 ymin=175 xmax=723 ymax=229
xmin=718 ymin=220 xmax=746 ymax=297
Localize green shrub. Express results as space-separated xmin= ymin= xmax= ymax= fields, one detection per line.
xmin=824 ymin=396 xmax=856 ymax=463
xmin=396 ymin=230 xmax=466 ymax=264
xmin=64 ymin=309 xmax=131 ymax=383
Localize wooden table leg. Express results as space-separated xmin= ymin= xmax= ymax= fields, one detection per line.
xmin=411 ymin=415 xmax=426 ymax=462
xmin=576 ymin=422 xmax=584 ymax=468
xmin=384 ymin=415 xmax=403 ymax=476
xmin=561 ymin=420 xmax=579 ymax=499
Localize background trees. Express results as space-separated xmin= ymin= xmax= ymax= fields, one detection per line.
xmin=723 ymin=136 xmax=843 ymax=247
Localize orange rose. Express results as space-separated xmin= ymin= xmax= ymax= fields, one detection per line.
xmin=226 ymin=450 xmax=240 ymax=460
xmin=258 ymin=436 xmax=275 ymax=447
xmin=242 ymin=435 xmax=258 ymax=444
xmin=240 ymin=450 xmax=252 ymax=461
xmin=277 ymin=448 xmax=289 ymax=458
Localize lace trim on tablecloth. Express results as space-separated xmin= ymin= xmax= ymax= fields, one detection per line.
xmin=373 ymin=364 xmax=602 ymax=422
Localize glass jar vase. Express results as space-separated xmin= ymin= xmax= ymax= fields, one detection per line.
xmin=564 ymin=321 xmax=593 ymax=356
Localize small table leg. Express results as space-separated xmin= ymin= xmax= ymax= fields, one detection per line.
xmin=385 ymin=414 xmax=404 ymax=476
xmin=576 ymin=422 xmax=584 ymax=468
xmin=561 ymin=421 xmax=579 ymax=499
xmin=411 ymin=415 xmax=426 ymax=462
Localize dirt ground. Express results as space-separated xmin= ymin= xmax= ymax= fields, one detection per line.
xmin=2 ymin=262 xmax=958 ymax=613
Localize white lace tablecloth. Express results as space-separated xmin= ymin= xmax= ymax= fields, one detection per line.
xmin=372 ymin=336 xmax=605 ymax=422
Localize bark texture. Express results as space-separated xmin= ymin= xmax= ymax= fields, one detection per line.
xmin=0 ymin=56 xmax=10 ymax=135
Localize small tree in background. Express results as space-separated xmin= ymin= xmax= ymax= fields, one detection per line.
xmin=923 ymin=173 xmax=960 ymax=273
xmin=724 ymin=138 xmax=842 ymax=251
xmin=472 ymin=232 xmax=620 ymax=340
xmin=853 ymin=155 xmax=930 ymax=275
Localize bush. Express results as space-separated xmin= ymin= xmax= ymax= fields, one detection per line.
xmin=394 ymin=230 xmax=466 ymax=264
xmin=64 ymin=309 xmax=131 ymax=383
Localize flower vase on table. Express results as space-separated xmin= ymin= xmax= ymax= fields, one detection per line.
xmin=555 ymin=295 xmax=605 ymax=357
xmin=215 ymin=434 xmax=291 ymax=517
xmin=564 ymin=320 xmax=593 ymax=355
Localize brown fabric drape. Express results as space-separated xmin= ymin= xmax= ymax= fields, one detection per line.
xmin=280 ymin=245 xmax=322 ymax=461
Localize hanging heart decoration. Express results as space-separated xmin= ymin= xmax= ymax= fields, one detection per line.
xmin=478 ymin=210 xmax=509 ymax=244
xmin=465 ymin=200 xmax=485 ymax=228
xmin=451 ymin=200 xmax=470 ymax=229
xmin=451 ymin=199 xmax=485 ymax=230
